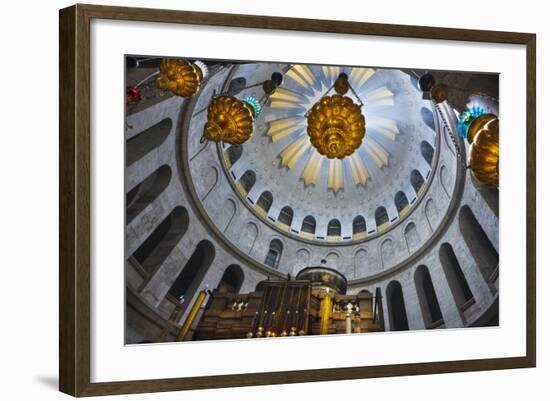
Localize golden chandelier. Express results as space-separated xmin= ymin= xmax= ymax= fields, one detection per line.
xmin=467 ymin=113 xmax=499 ymax=187
xmin=155 ymin=58 xmax=208 ymax=98
xmin=202 ymin=96 xmax=259 ymax=144
xmin=306 ymin=74 xmax=366 ymax=159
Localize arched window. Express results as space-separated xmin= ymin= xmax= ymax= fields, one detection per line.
xmin=414 ymin=266 xmax=443 ymax=327
xmin=130 ymin=206 xmax=189 ymax=276
xmin=394 ymin=191 xmax=409 ymax=215
xmin=421 ymin=141 xmax=435 ymax=165
xmin=278 ymin=206 xmax=294 ymax=226
xmin=168 ymin=240 xmax=215 ymax=309
xmin=420 ymin=107 xmax=435 ymax=131
xmin=217 ymin=265 xmax=244 ymax=294
xmin=410 ymin=169 xmax=425 ymax=194
xmin=256 ymin=191 xmax=273 ymax=213
xmin=126 ymin=165 xmax=171 ymax=223
xmin=238 ymin=170 xmax=256 ymax=194
xmin=126 ymin=118 xmax=171 ymax=166
xmin=265 ymin=239 xmax=283 ymax=268
xmin=225 ymin=144 xmax=243 ymax=166
xmin=439 ymin=243 xmax=474 ymax=313
xmin=375 ymin=207 xmax=389 ymax=228
xmin=386 ymin=281 xmax=409 ymax=331
xmin=352 ymin=216 xmax=366 ymax=234
xmin=228 ymin=77 xmax=247 ymax=95
xmin=459 ymin=205 xmax=499 ymax=288
xmin=327 ymin=219 xmax=341 ymax=237
xmin=301 ymin=215 xmax=316 ymax=234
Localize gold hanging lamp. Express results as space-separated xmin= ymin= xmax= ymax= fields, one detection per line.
xmin=202 ymin=95 xmax=261 ymax=144
xmin=459 ymin=108 xmax=499 ymax=187
xmin=201 ymin=72 xmax=283 ymax=144
xmin=155 ymin=58 xmax=208 ymax=98
xmin=306 ymin=73 xmax=366 ymax=159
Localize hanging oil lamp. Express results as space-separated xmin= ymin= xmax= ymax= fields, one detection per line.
xmin=201 ymin=71 xmax=283 ymax=144
xmin=155 ymin=58 xmax=208 ymax=98
xmin=417 ymin=72 xmax=447 ymax=103
xmin=459 ymin=107 xmax=499 ymax=187
xmin=430 ymin=84 xmax=448 ymax=103
xmin=202 ymin=95 xmax=261 ymax=144
xmin=306 ymin=73 xmax=366 ymax=159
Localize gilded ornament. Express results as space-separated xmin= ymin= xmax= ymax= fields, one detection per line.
xmin=468 ymin=114 xmax=499 ymax=187
xmin=203 ymin=95 xmax=257 ymax=144
xmin=430 ymin=84 xmax=448 ymax=103
xmin=155 ymin=58 xmax=206 ymax=98
xmin=307 ymin=95 xmax=366 ymax=159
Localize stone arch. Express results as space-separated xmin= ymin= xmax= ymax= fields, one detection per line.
xmin=410 ymin=169 xmax=425 ymax=194
xmin=265 ymin=239 xmax=283 ymax=268
xmin=440 ymin=165 xmax=451 ymax=198
xmin=167 ymin=240 xmax=215 ymax=311
xmin=325 ymin=251 xmax=340 ymax=269
xmin=222 ymin=198 xmax=237 ymax=232
xmin=375 ymin=206 xmax=389 ymax=230
xmin=228 ymin=76 xmax=247 ymax=95
xmin=354 ymin=249 xmax=368 ymax=278
xmin=296 ymin=248 xmax=311 ymax=270
xmin=201 ymin=166 xmax=219 ymax=201
xmin=301 ymin=215 xmax=316 ymax=234
xmin=225 ymin=144 xmax=243 ymax=166
xmin=420 ymin=106 xmax=435 ymax=131
xmin=126 ymin=165 xmax=171 ymax=223
xmin=386 ymin=281 xmax=409 ymax=331
xmin=327 ymin=219 xmax=341 ymax=237
xmin=130 ymin=206 xmax=189 ymax=276
xmin=424 ymin=198 xmax=438 ymax=232
xmin=126 ymin=118 xmax=172 ymax=166
xmin=352 ymin=216 xmax=366 ymax=234
xmin=394 ymin=191 xmax=409 ymax=215
xmin=255 ymin=280 xmax=267 ymax=292
xmin=217 ymin=264 xmax=244 ymax=294
xmin=238 ymin=170 xmax=256 ymax=194
xmin=421 ymin=140 xmax=435 ymax=165
xmin=459 ymin=205 xmax=499 ymax=288
xmin=380 ymin=238 xmax=393 ymax=269
xmin=256 ymin=191 xmax=273 ymax=214
xmin=404 ymin=222 xmax=420 ymax=254
xmin=439 ymin=243 xmax=474 ymax=314
xmin=278 ymin=206 xmax=294 ymax=226
xmin=242 ymin=221 xmax=259 ymax=254
xmin=414 ymin=265 xmax=443 ymax=327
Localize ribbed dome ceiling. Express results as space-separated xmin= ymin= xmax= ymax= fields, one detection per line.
xmin=216 ymin=63 xmax=438 ymax=243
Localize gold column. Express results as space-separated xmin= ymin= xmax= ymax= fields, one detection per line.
xmin=176 ymin=290 xmax=207 ymax=341
xmin=319 ymin=291 xmax=333 ymax=335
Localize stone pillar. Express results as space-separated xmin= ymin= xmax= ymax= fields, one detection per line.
xmin=452 ymin=227 xmax=494 ymax=311
xmin=125 ymin=191 xmax=174 ymax=256
xmin=429 ymin=256 xmax=464 ymax=328
xmin=139 ymin=234 xmax=200 ymax=308
xmin=400 ymin=273 xmax=426 ymax=331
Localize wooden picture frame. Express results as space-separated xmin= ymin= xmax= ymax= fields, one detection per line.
xmin=59 ymin=3 xmax=536 ymax=397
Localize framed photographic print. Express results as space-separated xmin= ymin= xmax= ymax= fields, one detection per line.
xmin=59 ymin=3 xmax=536 ymax=397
